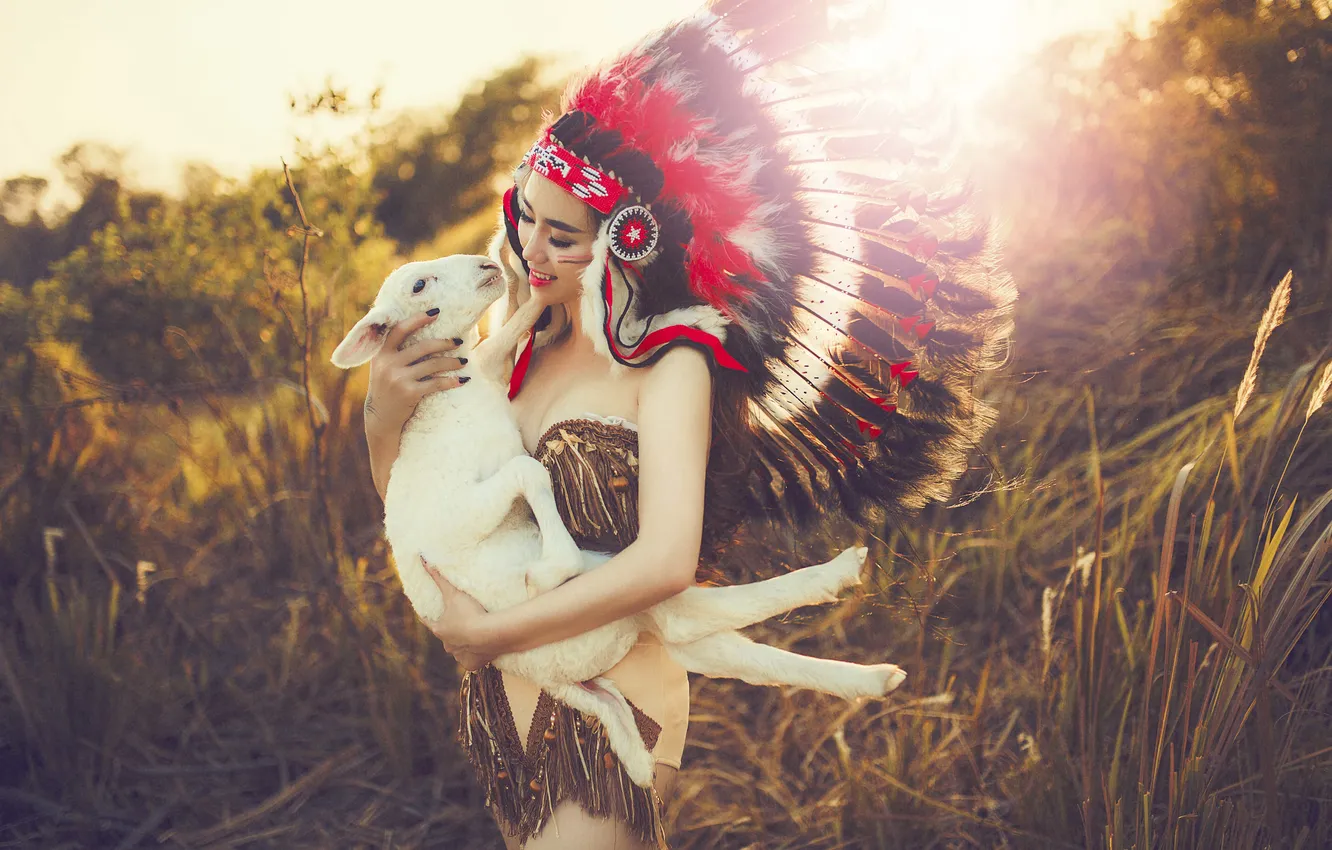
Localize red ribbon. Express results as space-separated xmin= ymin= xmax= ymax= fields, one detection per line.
xmin=507 ymin=332 xmax=535 ymax=400
xmin=605 ymin=259 xmax=747 ymax=372
xmin=869 ymin=396 xmax=898 ymax=414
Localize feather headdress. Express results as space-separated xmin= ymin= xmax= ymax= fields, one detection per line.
xmin=500 ymin=0 xmax=1016 ymax=530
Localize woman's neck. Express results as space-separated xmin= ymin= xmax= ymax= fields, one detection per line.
xmin=556 ymin=293 xmax=596 ymax=356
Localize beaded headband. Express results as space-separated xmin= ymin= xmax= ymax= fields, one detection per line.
xmin=523 ymin=131 xmax=660 ymax=263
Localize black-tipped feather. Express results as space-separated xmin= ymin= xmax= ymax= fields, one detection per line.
xmin=540 ymin=3 xmax=1015 ymax=538
xmin=691 ymin=1 xmax=1015 ymax=528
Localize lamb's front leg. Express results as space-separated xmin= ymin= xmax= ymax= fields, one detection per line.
xmin=431 ymin=453 xmax=581 ymax=596
xmin=647 ymin=547 xmax=867 ymax=645
xmin=510 ymin=463 xmax=584 ymax=597
xmin=471 ymin=297 xmax=546 ymax=384
xmin=433 ymin=455 xmax=557 ymax=542
xmin=664 ymin=630 xmax=906 ymax=700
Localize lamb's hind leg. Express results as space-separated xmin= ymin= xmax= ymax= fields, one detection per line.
xmin=647 ymin=547 xmax=868 ymax=646
xmin=665 ymin=630 xmax=906 ymax=700
xmin=543 ymin=678 xmax=657 ymax=789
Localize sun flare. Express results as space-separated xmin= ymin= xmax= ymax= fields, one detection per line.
xmin=841 ymin=0 xmax=1060 ymax=117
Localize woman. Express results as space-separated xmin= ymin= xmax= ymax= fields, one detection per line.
xmin=361 ymin=2 xmax=1014 ymax=847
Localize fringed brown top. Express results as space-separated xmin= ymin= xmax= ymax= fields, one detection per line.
xmin=460 ymin=416 xmax=681 ymax=849
xmin=531 ymin=417 xmax=640 ymax=552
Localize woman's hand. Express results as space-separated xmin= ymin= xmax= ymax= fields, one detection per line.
xmin=364 ymin=312 xmax=467 ymax=500
xmin=365 ymin=312 xmax=467 ymax=439
xmin=421 ymin=562 xmax=495 ymax=672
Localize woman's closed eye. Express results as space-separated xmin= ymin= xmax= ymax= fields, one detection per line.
xmin=519 ymin=211 xmax=576 ymax=250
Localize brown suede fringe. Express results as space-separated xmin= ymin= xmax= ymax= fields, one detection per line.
xmin=460 ymin=665 xmax=667 ymax=848
xmin=532 ymin=419 xmax=640 ymax=554
xmin=457 ymin=418 xmax=669 ymax=846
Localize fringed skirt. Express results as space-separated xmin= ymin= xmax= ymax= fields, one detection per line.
xmin=458 ymin=664 xmax=669 ymax=848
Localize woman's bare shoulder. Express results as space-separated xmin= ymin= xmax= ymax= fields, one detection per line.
xmin=642 ymin=344 xmax=712 ymax=390
xmin=638 ymin=346 xmax=713 ymax=439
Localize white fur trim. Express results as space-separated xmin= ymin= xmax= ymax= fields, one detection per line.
xmin=578 ymin=228 xmax=616 ymax=366
xmin=577 ymin=221 xmax=731 ymax=371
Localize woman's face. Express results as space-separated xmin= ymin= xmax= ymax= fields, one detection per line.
xmin=515 ymin=172 xmax=597 ymax=305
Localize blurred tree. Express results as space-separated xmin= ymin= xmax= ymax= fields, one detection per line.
xmin=994 ymin=0 xmax=1332 ymax=300
xmin=969 ymin=0 xmax=1332 ymax=492
xmin=0 ymin=177 xmax=56 ymax=289
xmin=370 ymin=57 xmax=560 ymax=247
xmin=1157 ymin=0 xmax=1332 ymax=294
xmin=1 ymin=176 xmax=49 ymax=223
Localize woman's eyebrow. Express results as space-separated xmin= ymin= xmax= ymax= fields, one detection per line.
xmin=521 ymin=197 xmax=585 ymax=234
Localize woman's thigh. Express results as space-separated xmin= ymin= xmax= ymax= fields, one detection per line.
xmin=506 ymin=764 xmax=678 ymax=850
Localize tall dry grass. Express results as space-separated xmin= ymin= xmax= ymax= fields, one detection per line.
xmin=2 ymin=200 xmax=1331 ymax=850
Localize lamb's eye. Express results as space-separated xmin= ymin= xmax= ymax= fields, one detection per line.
xmin=412 ymin=279 xmax=426 ymax=294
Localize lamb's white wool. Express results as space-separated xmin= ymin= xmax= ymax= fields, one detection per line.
xmin=334 ymin=254 xmax=905 ymax=788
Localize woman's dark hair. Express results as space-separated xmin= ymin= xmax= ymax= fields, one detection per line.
xmin=550 ymin=112 xmax=756 ymax=582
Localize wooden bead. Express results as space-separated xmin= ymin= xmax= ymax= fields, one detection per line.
xmin=544 ymin=728 xmax=557 ymax=741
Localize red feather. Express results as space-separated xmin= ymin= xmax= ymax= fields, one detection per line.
xmin=565 ymin=55 xmax=769 ymax=301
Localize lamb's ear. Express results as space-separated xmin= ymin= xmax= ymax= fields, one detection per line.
xmin=331 ymin=307 xmax=394 ymax=368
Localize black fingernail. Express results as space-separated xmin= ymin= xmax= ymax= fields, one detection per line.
xmin=458 ymin=357 xmax=468 ymax=365
xmin=426 ymin=307 xmax=440 ymax=316
xmin=453 ymin=337 xmax=463 ymax=345
xmin=459 ymin=376 xmax=471 ymax=384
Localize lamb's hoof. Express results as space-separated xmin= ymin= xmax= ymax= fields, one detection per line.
xmin=542 ymin=541 xmax=583 ymax=578
xmin=837 ymin=546 xmax=869 ymax=585
xmin=811 ymin=547 xmax=869 ymax=602
xmin=525 ymin=566 xmax=572 ymax=598
xmin=875 ymin=664 xmax=907 ymax=695
xmin=524 ymin=570 xmax=549 ymax=598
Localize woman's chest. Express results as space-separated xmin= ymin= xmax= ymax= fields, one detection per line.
xmin=511 ymin=348 xmax=643 ymax=454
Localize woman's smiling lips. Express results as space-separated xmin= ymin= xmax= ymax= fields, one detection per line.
xmin=529 ymin=269 xmax=556 ymax=288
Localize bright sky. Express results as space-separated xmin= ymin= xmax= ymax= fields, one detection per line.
xmin=0 ymin=0 xmax=1170 ymax=206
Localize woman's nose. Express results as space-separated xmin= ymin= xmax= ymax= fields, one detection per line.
xmin=522 ymin=234 xmax=545 ymax=265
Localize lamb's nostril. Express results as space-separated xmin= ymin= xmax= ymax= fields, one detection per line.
xmin=480 ymin=261 xmax=499 ymax=271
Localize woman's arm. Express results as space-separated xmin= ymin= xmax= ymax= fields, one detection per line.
xmin=460 ymin=345 xmax=712 ymax=657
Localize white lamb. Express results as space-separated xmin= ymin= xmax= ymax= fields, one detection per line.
xmin=331 ymin=254 xmax=906 ymax=787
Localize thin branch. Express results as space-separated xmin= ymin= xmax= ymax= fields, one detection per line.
xmin=280 ymin=160 xmax=337 ymax=564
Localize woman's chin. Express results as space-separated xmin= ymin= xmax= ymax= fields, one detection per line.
xmin=532 ymin=282 xmax=580 ymax=306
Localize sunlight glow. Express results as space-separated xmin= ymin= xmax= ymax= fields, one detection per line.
xmin=841 ymin=0 xmax=1159 ymax=123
